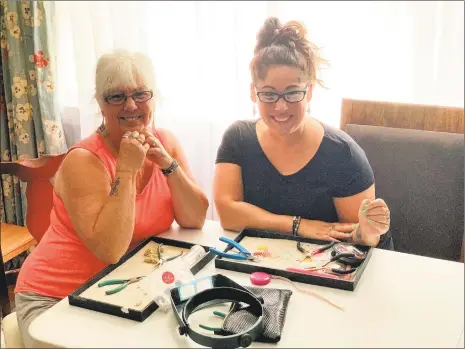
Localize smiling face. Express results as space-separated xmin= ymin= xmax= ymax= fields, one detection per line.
xmin=251 ymin=65 xmax=312 ymax=137
xmin=95 ymin=50 xmax=157 ymax=142
xmin=100 ymin=86 xmax=154 ymax=137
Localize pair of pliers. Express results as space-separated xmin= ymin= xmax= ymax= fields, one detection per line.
xmin=98 ymin=276 xmax=144 ymax=295
xmin=305 ymin=253 xmax=359 ymax=271
xmin=311 ymin=241 xmax=337 ymax=256
xmin=153 ymin=243 xmax=183 ymax=268
xmin=209 ymin=237 xmax=260 ymax=262
xmin=297 ymin=241 xmax=336 ymax=260
xmin=304 ymin=265 xmax=357 ymax=275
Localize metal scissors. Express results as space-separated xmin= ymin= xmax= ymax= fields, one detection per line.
xmin=98 ymin=276 xmax=144 ymax=295
xmin=153 ymin=243 xmax=183 ymax=268
xmin=209 ymin=237 xmax=261 ymax=262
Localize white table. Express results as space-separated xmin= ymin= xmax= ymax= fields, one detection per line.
xmin=29 ymin=220 xmax=465 ymax=348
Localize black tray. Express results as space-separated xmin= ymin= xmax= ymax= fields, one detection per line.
xmin=68 ymin=236 xmax=215 ymax=322
xmin=214 ymin=228 xmax=373 ymax=291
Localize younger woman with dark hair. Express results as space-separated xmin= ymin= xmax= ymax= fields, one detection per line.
xmin=214 ymin=17 xmax=393 ymax=249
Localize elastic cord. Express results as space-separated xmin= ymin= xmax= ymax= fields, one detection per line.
xmin=270 ymin=275 xmax=345 ymax=311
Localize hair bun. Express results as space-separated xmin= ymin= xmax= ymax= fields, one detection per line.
xmin=250 ymin=17 xmax=327 ymax=87
xmin=284 ymin=21 xmax=307 ymax=40
xmin=254 ymin=17 xmax=308 ymax=53
xmin=254 ymin=17 xmax=282 ymax=54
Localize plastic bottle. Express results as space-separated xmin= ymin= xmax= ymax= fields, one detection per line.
xmin=139 ymin=245 xmax=207 ymax=312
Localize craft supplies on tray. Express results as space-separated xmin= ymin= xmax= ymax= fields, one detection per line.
xmin=213 ymin=229 xmax=373 ymax=291
xmin=68 ymin=236 xmax=214 ymax=322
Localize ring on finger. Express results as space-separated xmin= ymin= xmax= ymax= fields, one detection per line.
xmin=131 ymin=131 xmax=140 ymax=139
xmin=122 ymin=134 xmax=130 ymax=139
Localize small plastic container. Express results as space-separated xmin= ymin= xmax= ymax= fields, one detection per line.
xmin=250 ymin=271 xmax=271 ymax=286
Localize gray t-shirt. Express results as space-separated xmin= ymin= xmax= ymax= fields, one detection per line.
xmin=216 ymin=119 xmax=393 ymax=249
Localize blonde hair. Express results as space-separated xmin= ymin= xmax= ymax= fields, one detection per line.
xmin=95 ymin=50 xmax=156 ymax=103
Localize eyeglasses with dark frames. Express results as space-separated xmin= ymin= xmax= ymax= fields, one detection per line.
xmin=104 ymin=90 xmax=153 ymax=105
xmin=255 ymin=86 xmax=308 ymax=104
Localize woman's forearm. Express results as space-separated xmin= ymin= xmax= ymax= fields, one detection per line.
xmin=216 ymin=200 xmax=293 ymax=233
xmin=167 ymin=167 xmax=209 ymax=228
xmin=92 ymin=170 xmax=137 ymax=263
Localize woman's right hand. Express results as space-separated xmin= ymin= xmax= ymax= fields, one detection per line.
xmin=116 ymin=131 xmax=151 ymax=173
xmin=297 ymin=219 xmax=356 ymax=241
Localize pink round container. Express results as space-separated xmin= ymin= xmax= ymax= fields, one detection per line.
xmin=249 ymin=272 xmax=271 ymax=286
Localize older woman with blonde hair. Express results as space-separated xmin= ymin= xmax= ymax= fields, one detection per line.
xmin=14 ymin=50 xmax=209 ymax=347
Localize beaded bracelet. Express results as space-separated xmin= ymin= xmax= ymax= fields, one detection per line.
xmin=292 ymin=216 xmax=301 ymax=236
xmin=161 ymin=158 xmax=179 ymax=176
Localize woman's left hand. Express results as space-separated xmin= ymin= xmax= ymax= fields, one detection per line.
xmin=356 ymin=198 xmax=390 ymax=244
xmin=140 ymin=129 xmax=173 ymax=170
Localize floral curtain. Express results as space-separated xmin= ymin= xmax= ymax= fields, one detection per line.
xmin=1 ymin=1 xmax=67 ymax=269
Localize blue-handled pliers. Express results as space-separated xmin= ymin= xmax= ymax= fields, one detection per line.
xmin=209 ymin=237 xmax=260 ymax=262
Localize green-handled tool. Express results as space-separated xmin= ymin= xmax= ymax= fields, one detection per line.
xmin=98 ymin=276 xmax=144 ymax=295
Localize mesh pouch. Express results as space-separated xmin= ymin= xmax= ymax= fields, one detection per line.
xmin=221 ymin=286 xmax=292 ymax=343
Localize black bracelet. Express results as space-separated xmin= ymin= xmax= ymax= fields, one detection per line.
xmin=161 ymin=158 xmax=179 ymax=176
xmin=292 ymin=216 xmax=301 ymax=236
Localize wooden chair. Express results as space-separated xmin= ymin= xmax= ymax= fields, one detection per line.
xmin=0 ymin=154 xmax=65 ymax=316
xmin=340 ymin=98 xmax=464 ymax=134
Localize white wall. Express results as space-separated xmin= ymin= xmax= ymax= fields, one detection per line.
xmin=57 ymin=1 xmax=464 ymax=221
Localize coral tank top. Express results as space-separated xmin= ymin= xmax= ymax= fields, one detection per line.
xmin=15 ymin=131 xmax=174 ymax=299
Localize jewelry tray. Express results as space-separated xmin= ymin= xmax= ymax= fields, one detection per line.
xmin=68 ymin=236 xmax=215 ymax=322
xmin=214 ymin=229 xmax=373 ymax=291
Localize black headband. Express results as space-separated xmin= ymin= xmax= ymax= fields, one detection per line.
xmin=174 ymin=286 xmax=264 ymax=349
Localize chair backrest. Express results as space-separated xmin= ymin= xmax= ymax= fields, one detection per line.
xmin=0 ymin=154 xmax=66 ymax=242
xmin=346 ymin=124 xmax=464 ymax=262
xmin=341 ymin=98 xmax=464 ymax=134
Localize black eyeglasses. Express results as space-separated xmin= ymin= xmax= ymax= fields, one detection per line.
xmin=104 ymin=90 xmax=153 ymax=105
xmin=256 ymin=87 xmax=307 ymax=104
